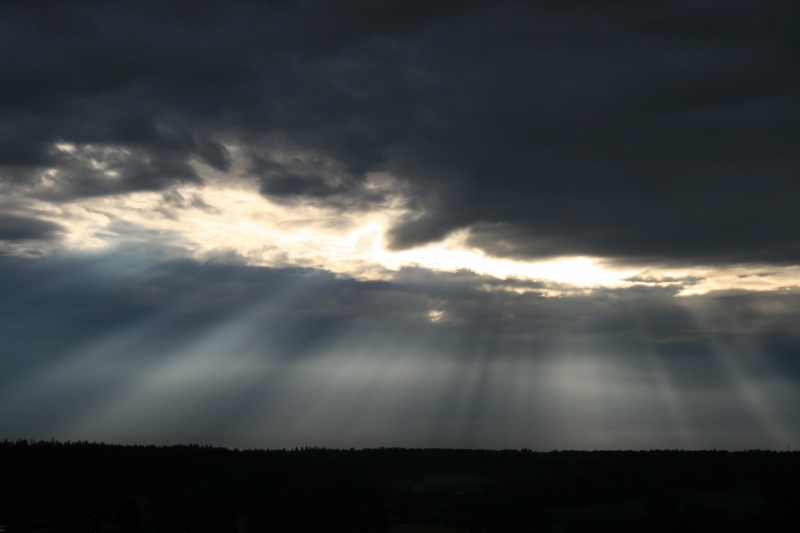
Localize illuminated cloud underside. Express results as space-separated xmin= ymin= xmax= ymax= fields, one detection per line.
xmin=6 ymin=148 xmax=800 ymax=297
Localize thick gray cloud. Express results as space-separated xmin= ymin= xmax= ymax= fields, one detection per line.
xmin=2 ymin=0 xmax=797 ymax=263
xmin=0 ymin=213 xmax=62 ymax=241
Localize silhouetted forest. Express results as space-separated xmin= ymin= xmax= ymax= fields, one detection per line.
xmin=2 ymin=440 xmax=800 ymax=532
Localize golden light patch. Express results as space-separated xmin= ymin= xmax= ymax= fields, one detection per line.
xmin=9 ymin=156 xmax=800 ymax=296
xmin=427 ymin=310 xmax=446 ymax=322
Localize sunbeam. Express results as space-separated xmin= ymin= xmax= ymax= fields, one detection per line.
xmin=679 ymin=296 xmax=799 ymax=449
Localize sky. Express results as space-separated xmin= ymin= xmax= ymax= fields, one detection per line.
xmin=1 ymin=0 xmax=799 ymax=450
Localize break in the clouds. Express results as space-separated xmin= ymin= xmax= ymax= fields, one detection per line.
xmin=1 ymin=0 xmax=799 ymax=449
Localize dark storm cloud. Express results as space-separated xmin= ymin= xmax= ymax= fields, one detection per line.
xmin=251 ymin=153 xmax=391 ymax=209
xmin=0 ymin=213 xmax=62 ymax=241
xmin=2 ymin=0 xmax=799 ymax=263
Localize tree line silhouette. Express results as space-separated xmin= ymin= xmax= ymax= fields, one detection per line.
xmin=1 ymin=440 xmax=799 ymax=532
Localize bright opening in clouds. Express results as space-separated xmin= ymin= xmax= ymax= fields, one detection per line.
xmin=2 ymin=0 xmax=799 ymax=450
xmin=9 ymin=153 xmax=799 ymax=295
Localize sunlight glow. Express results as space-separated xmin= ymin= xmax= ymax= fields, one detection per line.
xmin=427 ymin=310 xmax=446 ymax=322
xmin=7 ymin=147 xmax=800 ymax=295
xmin=12 ymin=178 xmax=643 ymax=289
xmin=17 ymin=180 xmax=800 ymax=293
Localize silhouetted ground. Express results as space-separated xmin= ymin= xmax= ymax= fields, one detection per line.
xmin=2 ymin=440 xmax=799 ymax=532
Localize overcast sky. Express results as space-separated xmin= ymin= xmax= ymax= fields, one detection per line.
xmin=1 ymin=0 xmax=799 ymax=450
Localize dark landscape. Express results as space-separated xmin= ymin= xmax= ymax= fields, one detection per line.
xmin=2 ymin=440 xmax=800 ymax=533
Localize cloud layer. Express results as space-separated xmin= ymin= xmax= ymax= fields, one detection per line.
xmin=2 ymin=0 xmax=798 ymax=264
